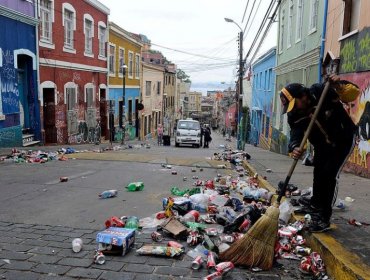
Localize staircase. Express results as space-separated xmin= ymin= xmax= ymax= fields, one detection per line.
xmin=22 ymin=129 xmax=40 ymax=147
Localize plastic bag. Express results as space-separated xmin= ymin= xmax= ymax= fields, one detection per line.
xmin=279 ymin=200 xmax=294 ymax=224
xmin=189 ymin=193 xmax=210 ymax=205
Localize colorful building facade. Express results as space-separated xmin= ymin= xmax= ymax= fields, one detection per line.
xmin=108 ymin=22 xmax=142 ymax=141
xmin=38 ymin=0 xmax=109 ymax=144
xmin=0 ymin=0 xmax=40 ymax=147
xmin=325 ymin=0 xmax=370 ymax=177
xmin=250 ymin=47 xmax=276 ymax=149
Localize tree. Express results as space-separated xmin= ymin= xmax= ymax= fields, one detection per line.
xmin=176 ymin=69 xmax=191 ymax=83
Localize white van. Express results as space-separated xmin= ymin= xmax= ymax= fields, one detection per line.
xmin=175 ymin=119 xmax=201 ymax=148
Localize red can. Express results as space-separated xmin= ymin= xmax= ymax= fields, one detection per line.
xmin=238 ymin=219 xmax=251 ymax=232
xmin=215 ymin=261 xmax=234 ymax=275
xmin=187 ymin=231 xmax=202 ymax=246
xmin=185 ymin=210 xmax=200 ymax=222
xmin=219 ymin=234 xmax=235 ymax=243
xmin=156 ymin=211 xmax=167 ymax=220
xmin=151 ymin=231 xmax=163 ymax=242
xmin=207 ymin=251 xmax=217 ymax=272
xmin=205 ymin=180 xmax=215 ymax=189
xmin=202 ymin=271 xmax=222 ymax=280
xmin=191 ymin=256 xmax=203 ymax=270
xmin=168 ymin=241 xmax=185 ymax=251
xmin=105 ymin=216 xmax=125 ymax=228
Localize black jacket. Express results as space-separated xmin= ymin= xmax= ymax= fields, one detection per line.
xmin=288 ymin=82 xmax=357 ymax=152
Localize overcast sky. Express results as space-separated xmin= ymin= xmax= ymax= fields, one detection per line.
xmin=100 ymin=0 xmax=277 ymax=92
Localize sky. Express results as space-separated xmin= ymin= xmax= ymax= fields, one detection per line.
xmin=100 ymin=0 xmax=277 ymax=93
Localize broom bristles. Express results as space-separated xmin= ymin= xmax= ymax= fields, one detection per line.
xmin=220 ymin=206 xmax=279 ymax=270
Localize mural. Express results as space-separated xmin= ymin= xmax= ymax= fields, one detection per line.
xmin=340 ymin=72 xmax=370 ymax=177
xmin=0 ymin=50 xmax=19 ymax=115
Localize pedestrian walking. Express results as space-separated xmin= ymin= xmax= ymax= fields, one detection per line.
xmin=279 ymin=74 xmax=360 ymax=232
xmin=203 ymin=125 xmax=212 ymax=148
xmin=200 ymin=125 xmax=204 ymax=147
xmin=157 ymin=124 xmax=163 ymax=146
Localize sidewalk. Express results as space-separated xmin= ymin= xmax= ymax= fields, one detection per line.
xmin=240 ymin=140 xmax=370 ymax=280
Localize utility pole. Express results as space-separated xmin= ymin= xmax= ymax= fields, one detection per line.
xmin=238 ymin=31 xmax=244 ymax=150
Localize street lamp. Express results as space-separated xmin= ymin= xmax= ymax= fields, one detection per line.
xmin=120 ymin=64 xmax=128 ymax=144
xmin=225 ymin=17 xmax=244 ymax=150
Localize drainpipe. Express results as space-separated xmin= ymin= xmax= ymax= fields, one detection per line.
xmin=35 ymin=0 xmax=42 ymax=143
xmin=319 ymin=0 xmax=329 ymax=82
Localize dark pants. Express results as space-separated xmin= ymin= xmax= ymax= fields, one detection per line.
xmin=200 ymin=135 xmax=203 ymax=146
xmin=311 ymin=136 xmax=354 ymax=222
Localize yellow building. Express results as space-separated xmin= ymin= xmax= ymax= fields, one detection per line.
xmin=108 ymin=22 xmax=142 ymax=140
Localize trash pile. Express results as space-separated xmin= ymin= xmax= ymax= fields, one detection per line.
xmin=212 ymin=146 xmax=251 ymax=165
xmin=90 ymin=164 xmax=330 ymax=280
xmin=0 ymin=148 xmax=75 ymax=163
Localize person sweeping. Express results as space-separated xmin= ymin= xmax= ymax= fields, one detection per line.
xmin=279 ymin=74 xmax=360 ymax=232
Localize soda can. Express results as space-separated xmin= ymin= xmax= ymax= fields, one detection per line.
xmin=168 ymin=241 xmax=185 ymax=251
xmin=278 ymin=229 xmax=294 ymax=238
xmin=191 ymin=256 xmax=203 ymax=270
xmin=151 ymin=231 xmax=163 ymax=242
xmin=105 ymin=216 xmax=125 ymax=228
xmin=207 ymin=251 xmax=217 ymax=272
xmin=155 ymin=211 xmax=166 ymax=220
xmin=294 ymin=246 xmax=311 ymax=255
xmin=215 ymin=261 xmax=234 ymax=275
xmin=187 ymin=231 xmax=201 ymax=246
xmin=219 ymin=234 xmax=235 ymax=243
xmin=204 ymin=228 xmax=219 ymax=236
xmin=202 ymin=271 xmax=222 ymax=280
xmin=60 ymin=177 xmax=68 ymax=182
xmin=238 ymin=219 xmax=251 ymax=233
xmin=183 ymin=177 xmax=187 ymax=181
xmin=94 ymin=251 xmax=106 ymax=265
xmin=171 ymin=170 xmax=177 ymax=175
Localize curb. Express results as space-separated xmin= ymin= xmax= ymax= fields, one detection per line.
xmin=242 ymin=160 xmax=370 ymax=280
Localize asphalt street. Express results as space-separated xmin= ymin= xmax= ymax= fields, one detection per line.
xmin=0 ymin=134 xmax=306 ymax=279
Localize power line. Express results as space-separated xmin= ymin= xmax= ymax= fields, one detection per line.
xmin=241 ymin=0 xmax=251 ymax=23
xmin=242 ymin=0 xmax=257 ymax=34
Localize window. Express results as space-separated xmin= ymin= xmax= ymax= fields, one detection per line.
xmin=342 ymin=0 xmax=361 ymax=36
xmin=86 ymin=87 xmax=94 ymax=108
xmin=64 ymin=10 xmax=73 ymax=48
xmin=135 ymin=54 xmax=140 ymax=78
xmin=309 ymin=0 xmax=319 ymax=33
xmin=109 ymin=44 xmax=115 ymax=75
xmin=84 ymin=14 xmax=94 ymax=55
xmin=98 ymin=22 xmax=106 ymax=58
xmin=287 ymin=0 xmax=293 ymax=47
xmin=295 ymin=0 xmax=303 ymax=42
xmin=66 ymin=87 xmax=76 ymax=111
xmin=157 ymin=81 xmax=161 ymax=95
xmin=119 ymin=48 xmax=125 ymax=75
xmin=40 ymin=0 xmax=53 ymax=43
xmin=279 ymin=10 xmax=285 ymax=52
xmin=268 ymin=69 xmax=272 ymax=90
xmin=146 ymin=81 xmax=151 ymax=96
xmin=265 ymin=70 xmax=268 ymax=90
xmin=128 ymin=52 xmax=133 ymax=77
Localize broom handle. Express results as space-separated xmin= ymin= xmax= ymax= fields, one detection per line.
xmin=277 ymin=81 xmax=331 ymax=204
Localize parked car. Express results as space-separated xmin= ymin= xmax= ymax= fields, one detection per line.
xmin=175 ymin=119 xmax=201 ymax=148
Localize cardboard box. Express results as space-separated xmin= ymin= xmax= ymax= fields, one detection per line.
xmin=96 ymin=227 xmax=135 ymax=256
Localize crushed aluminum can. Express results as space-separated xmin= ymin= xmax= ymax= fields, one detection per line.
xmin=155 ymin=211 xmax=166 ymax=220
xmin=151 ymin=231 xmax=163 ymax=242
xmin=94 ymin=251 xmax=106 ymax=265
xmin=281 ymin=252 xmax=301 ymax=260
xmin=191 ymin=255 xmax=203 ymax=270
xmin=192 ymin=176 xmax=199 ymax=179
xmin=187 ymin=231 xmax=202 ymax=246
xmin=299 ymin=256 xmax=312 ymax=274
xmin=203 ymin=271 xmax=222 ymax=280
xmin=204 ymin=228 xmax=219 ymax=236
xmin=191 ymin=168 xmax=196 ymax=172
xmin=171 ymin=170 xmax=177 ymax=175
xmin=219 ymin=234 xmax=235 ymax=243
xmin=207 ymin=251 xmax=217 ymax=272
xmin=278 ymin=229 xmax=294 ymax=239
xmin=60 ymin=177 xmax=68 ymax=182
xmin=238 ymin=219 xmax=251 ymax=233
xmin=233 ymin=232 xmax=244 ymax=241
xmin=294 ymin=246 xmax=311 ymax=255
xmin=215 ymin=261 xmax=234 ymax=275
xmin=167 ymin=241 xmax=185 ymax=251
xmin=183 ymin=177 xmax=187 ymax=181
xmin=292 ymin=235 xmax=306 ymax=246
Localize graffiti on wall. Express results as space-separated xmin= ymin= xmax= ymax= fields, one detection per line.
xmin=0 ymin=50 xmax=19 ymax=114
xmin=340 ymin=27 xmax=370 ymax=73
xmin=340 ymin=72 xmax=370 ymax=177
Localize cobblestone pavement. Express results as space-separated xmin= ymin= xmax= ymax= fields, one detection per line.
xmin=0 ymin=221 xmax=305 ymax=280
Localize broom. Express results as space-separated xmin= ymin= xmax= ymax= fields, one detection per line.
xmin=220 ymin=80 xmax=333 ymax=270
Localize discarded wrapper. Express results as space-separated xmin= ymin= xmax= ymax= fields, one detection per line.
xmin=161 ymin=217 xmax=188 ymax=237
xmin=136 ymin=245 xmax=183 ymax=257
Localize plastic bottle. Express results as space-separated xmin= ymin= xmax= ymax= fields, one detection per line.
xmin=181 ymin=210 xmax=200 ymax=222
xmin=126 ymin=182 xmax=144 ymax=192
xmin=125 ymin=216 xmax=139 ymax=229
xmin=72 ymin=238 xmax=83 ymax=253
xmin=99 ymin=190 xmax=118 ymax=199
xmin=171 ymin=187 xmax=188 ymax=196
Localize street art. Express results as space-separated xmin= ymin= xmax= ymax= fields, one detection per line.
xmin=340 ymin=72 xmax=370 ymax=177
xmin=340 ymin=27 xmax=370 ymax=73
xmin=0 ymin=50 xmax=19 ymax=114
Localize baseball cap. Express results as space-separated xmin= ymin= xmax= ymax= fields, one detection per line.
xmin=280 ymin=83 xmax=306 ymax=114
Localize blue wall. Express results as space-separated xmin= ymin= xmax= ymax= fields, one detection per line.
xmin=250 ymin=48 xmax=276 ymax=145
xmin=0 ymin=16 xmax=40 ymax=147
xmin=109 ymin=87 xmax=140 ymax=119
